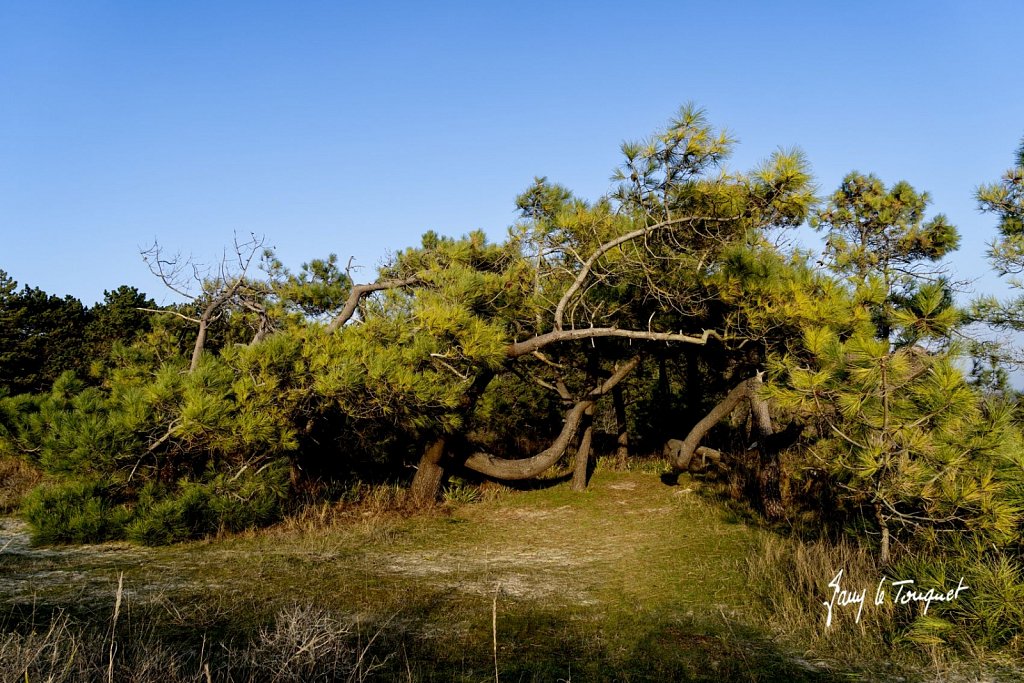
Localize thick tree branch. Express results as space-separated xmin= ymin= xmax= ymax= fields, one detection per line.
xmin=463 ymin=357 xmax=640 ymax=479
xmin=506 ymin=327 xmax=720 ymax=358
xmin=325 ymin=276 xmax=420 ymax=333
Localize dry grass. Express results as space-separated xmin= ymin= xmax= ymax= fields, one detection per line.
xmin=744 ymin=534 xmax=1024 ymax=682
xmin=1 ymin=598 xmax=399 ymax=682
xmin=0 ymin=455 xmax=42 ymax=513
xmin=11 ymin=469 xmax=997 ymax=681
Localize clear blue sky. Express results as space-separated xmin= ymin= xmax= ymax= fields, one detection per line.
xmin=2 ymin=1 xmax=1022 ymax=306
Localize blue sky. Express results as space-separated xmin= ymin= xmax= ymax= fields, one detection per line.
xmin=1 ymin=1 xmax=1022 ymax=306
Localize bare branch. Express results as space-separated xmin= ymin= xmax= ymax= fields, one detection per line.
xmin=553 ymin=214 xmax=737 ymax=331
xmin=325 ymin=276 xmax=420 ymax=333
xmin=136 ymin=307 xmax=201 ymax=324
xmin=507 ymin=327 xmax=721 ymax=358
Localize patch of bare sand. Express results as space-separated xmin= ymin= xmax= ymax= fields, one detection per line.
xmin=0 ymin=517 xmax=188 ymax=604
xmin=383 ymin=547 xmax=598 ymax=604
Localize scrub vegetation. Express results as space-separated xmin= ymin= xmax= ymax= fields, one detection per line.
xmin=2 ymin=107 xmax=1024 ymax=678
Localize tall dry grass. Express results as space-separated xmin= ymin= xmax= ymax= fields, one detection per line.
xmin=1 ymin=589 xmax=399 ymax=682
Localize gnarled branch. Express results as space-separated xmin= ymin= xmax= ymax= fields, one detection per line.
xmin=553 ymin=214 xmax=736 ymax=331
xmin=463 ymin=357 xmax=641 ymax=480
xmin=325 ymin=276 xmax=420 ymax=333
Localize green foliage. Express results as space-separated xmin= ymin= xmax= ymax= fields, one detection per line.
xmin=0 ymin=272 xmax=89 ymax=394
xmin=978 ymin=138 xmax=1024 ymax=276
xmin=442 ymin=477 xmax=482 ymax=505
xmin=770 ymin=172 xmax=1024 ymax=560
xmin=127 ymin=466 xmax=289 ymax=546
xmin=973 ymin=137 xmax=1024 ymax=344
xmin=22 ymin=479 xmax=132 ymax=545
xmin=813 ymin=172 xmax=959 ymax=341
xmin=127 ymin=482 xmax=216 ymax=545
xmin=894 ymin=548 xmax=1024 ymax=652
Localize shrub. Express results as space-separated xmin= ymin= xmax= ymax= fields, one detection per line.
xmin=127 ymin=464 xmax=290 ymax=545
xmin=22 ymin=479 xmax=131 ymax=545
xmin=894 ymin=548 xmax=1024 ymax=652
xmin=127 ymin=482 xmax=215 ymax=545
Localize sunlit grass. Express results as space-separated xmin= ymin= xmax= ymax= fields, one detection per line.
xmin=0 ymin=470 xmax=936 ymax=681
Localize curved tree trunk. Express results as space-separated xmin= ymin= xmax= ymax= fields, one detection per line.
xmin=190 ymin=318 xmax=209 ymax=372
xmin=464 ymin=357 xmax=640 ymax=481
xmin=670 ymin=377 xmax=756 ymax=471
xmin=464 ymin=397 xmax=595 ymax=479
xmin=409 ymin=371 xmax=496 ymax=503
xmin=671 ymin=372 xmax=791 ymax=520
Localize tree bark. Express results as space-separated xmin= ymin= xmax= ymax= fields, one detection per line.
xmin=749 ymin=376 xmax=785 ymax=521
xmin=410 ymin=437 xmax=448 ymax=505
xmin=506 ymin=328 xmax=719 ymax=358
xmin=190 ymin=318 xmax=209 ymax=372
xmin=408 ymin=371 xmax=496 ymax=503
xmin=325 ymin=276 xmax=420 ymax=333
xmin=612 ymin=384 xmax=629 ymax=467
xmin=464 ymin=357 xmax=640 ymax=480
xmin=571 ymin=405 xmax=594 ymax=491
xmin=670 ymin=377 xmax=756 ymax=471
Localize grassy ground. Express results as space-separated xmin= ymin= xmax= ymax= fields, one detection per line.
xmin=0 ymin=467 xmax=950 ymax=681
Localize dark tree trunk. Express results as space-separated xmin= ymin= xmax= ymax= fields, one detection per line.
xmin=750 ymin=383 xmax=785 ymax=521
xmin=876 ymin=504 xmax=891 ymax=565
xmin=410 ymin=437 xmax=448 ymax=505
xmin=669 ymin=372 xmax=791 ymax=521
xmin=571 ymin=405 xmax=594 ymax=491
xmin=669 ymin=378 xmax=754 ymax=472
xmin=657 ymin=356 xmax=671 ymax=434
xmin=612 ymin=385 xmax=629 ymax=467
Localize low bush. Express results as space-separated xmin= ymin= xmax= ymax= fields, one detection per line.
xmin=127 ymin=464 xmax=290 ymax=546
xmin=747 ymin=532 xmax=1024 ymax=674
xmin=21 ymin=479 xmax=131 ymax=545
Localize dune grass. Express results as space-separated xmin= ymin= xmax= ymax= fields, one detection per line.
xmin=0 ymin=466 xmax=979 ymax=681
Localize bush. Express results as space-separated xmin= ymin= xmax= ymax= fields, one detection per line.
xmin=127 ymin=464 xmax=290 ymax=546
xmin=22 ymin=480 xmax=131 ymax=545
xmin=127 ymin=482 xmax=215 ymax=545
xmin=894 ymin=548 xmax=1024 ymax=652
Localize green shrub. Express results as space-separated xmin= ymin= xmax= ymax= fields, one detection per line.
xmin=209 ymin=465 xmax=289 ymax=532
xmin=895 ymin=549 xmax=1024 ymax=652
xmin=127 ymin=482 xmax=214 ymax=545
xmin=127 ymin=464 xmax=289 ymax=545
xmin=22 ymin=479 xmax=131 ymax=545
xmin=442 ymin=478 xmax=481 ymax=505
